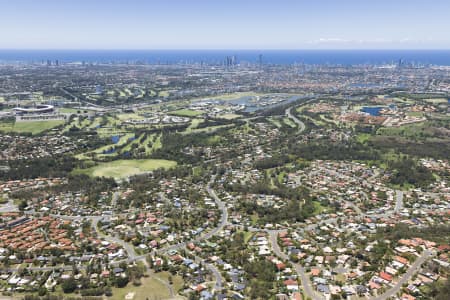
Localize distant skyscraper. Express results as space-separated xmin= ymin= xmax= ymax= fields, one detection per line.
xmin=95 ymin=85 xmax=103 ymax=94
xmin=46 ymin=59 xmax=51 ymax=66
xmin=55 ymin=59 xmax=59 ymax=66
xmin=258 ymin=54 xmax=263 ymax=67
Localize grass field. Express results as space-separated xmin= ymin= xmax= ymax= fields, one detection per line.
xmin=406 ymin=111 xmax=425 ymax=117
xmin=158 ymin=90 xmax=170 ymax=98
xmin=217 ymin=113 xmax=241 ymax=120
xmin=0 ymin=120 xmax=65 ymax=134
xmin=109 ymin=275 xmax=172 ymax=300
xmin=74 ymin=159 xmax=177 ymax=179
xmin=423 ymin=98 xmax=448 ymax=104
xmin=115 ymin=113 xmax=145 ymax=121
xmin=376 ymin=123 xmax=431 ymax=138
xmin=169 ymin=109 xmax=203 ymax=117
xmin=154 ymin=271 xmax=184 ymax=293
xmin=59 ymin=108 xmax=79 ymax=114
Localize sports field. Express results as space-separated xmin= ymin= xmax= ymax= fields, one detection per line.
xmin=74 ymin=159 xmax=176 ymax=179
xmin=0 ymin=120 xmax=64 ymax=134
xmin=169 ymin=109 xmax=203 ymax=117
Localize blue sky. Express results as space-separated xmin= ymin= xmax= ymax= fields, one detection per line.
xmin=0 ymin=0 xmax=449 ymax=49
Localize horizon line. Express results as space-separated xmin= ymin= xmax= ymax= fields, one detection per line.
xmin=1 ymin=48 xmax=450 ymax=51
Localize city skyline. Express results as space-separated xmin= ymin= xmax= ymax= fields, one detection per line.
xmin=1 ymin=0 xmax=450 ymax=50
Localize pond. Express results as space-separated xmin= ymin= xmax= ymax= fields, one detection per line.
xmin=361 ymin=106 xmax=384 ymax=116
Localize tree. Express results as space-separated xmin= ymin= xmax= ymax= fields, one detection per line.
xmin=18 ymin=200 xmax=28 ymax=211
xmin=115 ymin=275 xmax=129 ymax=288
xmin=61 ymin=277 xmax=77 ymax=293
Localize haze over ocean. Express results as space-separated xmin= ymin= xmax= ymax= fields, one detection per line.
xmin=1 ymin=50 xmax=450 ymax=66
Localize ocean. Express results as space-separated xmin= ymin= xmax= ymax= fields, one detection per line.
xmin=0 ymin=50 xmax=449 ymax=66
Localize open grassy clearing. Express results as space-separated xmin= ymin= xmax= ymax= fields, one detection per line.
xmin=73 ymin=159 xmax=177 ymax=179
xmin=406 ymin=111 xmax=425 ymax=117
xmin=158 ymin=90 xmax=170 ymax=98
xmin=423 ymin=98 xmax=448 ymax=104
xmin=216 ymin=113 xmax=241 ymax=120
xmin=109 ymin=275 xmax=172 ymax=300
xmin=376 ymin=123 xmax=431 ymax=138
xmin=153 ymin=271 xmax=184 ymax=293
xmin=0 ymin=120 xmax=65 ymax=134
xmin=169 ymin=109 xmax=203 ymax=117
xmin=58 ymin=108 xmax=79 ymax=114
xmin=115 ymin=113 xmax=144 ymax=121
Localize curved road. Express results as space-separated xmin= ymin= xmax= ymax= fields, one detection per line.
xmin=286 ymin=106 xmax=306 ymax=132
xmin=269 ymin=231 xmax=325 ymax=300
xmin=373 ymin=250 xmax=433 ymax=300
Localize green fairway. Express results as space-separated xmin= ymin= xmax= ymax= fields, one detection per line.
xmin=182 ymin=124 xmax=234 ymax=135
xmin=74 ymin=159 xmax=177 ymax=179
xmin=283 ymin=117 xmax=297 ymax=128
xmin=268 ymin=117 xmax=282 ymax=128
xmin=169 ymin=109 xmax=203 ymax=117
xmin=0 ymin=120 xmax=65 ymax=134
xmin=185 ymin=118 xmax=205 ymax=132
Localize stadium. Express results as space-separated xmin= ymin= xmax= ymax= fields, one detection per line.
xmin=13 ymin=104 xmax=55 ymax=115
